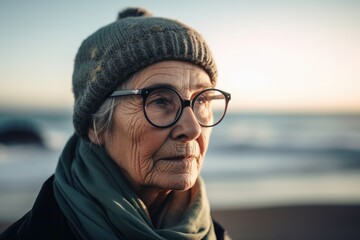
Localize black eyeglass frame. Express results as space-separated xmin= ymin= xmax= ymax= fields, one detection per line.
xmin=110 ymin=87 xmax=231 ymax=128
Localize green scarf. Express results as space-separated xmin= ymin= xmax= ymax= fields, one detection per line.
xmin=53 ymin=134 xmax=216 ymax=240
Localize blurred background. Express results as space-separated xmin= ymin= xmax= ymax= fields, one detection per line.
xmin=1 ymin=0 xmax=359 ymax=239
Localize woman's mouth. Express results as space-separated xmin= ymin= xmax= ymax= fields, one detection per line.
xmin=161 ymin=155 xmax=195 ymax=161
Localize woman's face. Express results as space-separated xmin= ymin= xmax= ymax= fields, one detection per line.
xmin=102 ymin=61 xmax=213 ymax=193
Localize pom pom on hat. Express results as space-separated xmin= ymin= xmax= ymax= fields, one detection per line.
xmin=117 ymin=7 xmax=152 ymax=19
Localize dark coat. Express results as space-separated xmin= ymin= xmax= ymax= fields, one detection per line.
xmin=0 ymin=176 xmax=228 ymax=240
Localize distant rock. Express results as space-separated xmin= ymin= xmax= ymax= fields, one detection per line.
xmin=0 ymin=119 xmax=44 ymax=146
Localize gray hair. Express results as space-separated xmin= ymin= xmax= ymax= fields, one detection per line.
xmin=89 ymin=74 xmax=136 ymax=144
xmin=90 ymin=97 xmax=121 ymax=144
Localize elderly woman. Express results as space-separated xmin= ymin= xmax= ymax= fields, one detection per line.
xmin=1 ymin=7 xmax=231 ymax=240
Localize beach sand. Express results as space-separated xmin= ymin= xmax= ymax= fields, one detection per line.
xmin=212 ymin=204 xmax=360 ymax=240
xmin=1 ymin=205 xmax=359 ymax=239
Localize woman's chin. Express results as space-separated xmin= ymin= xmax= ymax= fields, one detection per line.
xmin=161 ymin=173 xmax=198 ymax=191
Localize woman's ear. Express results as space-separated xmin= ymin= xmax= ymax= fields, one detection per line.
xmin=88 ymin=128 xmax=104 ymax=145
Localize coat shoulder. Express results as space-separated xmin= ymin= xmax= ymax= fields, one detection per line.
xmin=213 ymin=218 xmax=232 ymax=240
xmin=0 ymin=176 xmax=77 ymax=240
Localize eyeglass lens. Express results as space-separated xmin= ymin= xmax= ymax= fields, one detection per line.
xmin=144 ymin=88 xmax=227 ymax=127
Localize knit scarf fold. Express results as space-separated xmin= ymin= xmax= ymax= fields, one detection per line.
xmin=53 ymin=134 xmax=215 ymax=240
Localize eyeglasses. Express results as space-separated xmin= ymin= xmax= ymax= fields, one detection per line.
xmin=110 ymin=86 xmax=231 ymax=128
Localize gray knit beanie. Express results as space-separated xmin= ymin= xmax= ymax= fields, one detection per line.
xmin=72 ymin=7 xmax=218 ymax=138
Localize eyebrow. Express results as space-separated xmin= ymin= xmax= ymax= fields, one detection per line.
xmin=144 ymin=83 xmax=176 ymax=89
xmin=144 ymin=82 xmax=214 ymax=91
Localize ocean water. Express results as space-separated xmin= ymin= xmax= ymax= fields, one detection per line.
xmin=0 ymin=110 xmax=360 ymax=221
xmin=204 ymin=112 xmax=360 ymax=208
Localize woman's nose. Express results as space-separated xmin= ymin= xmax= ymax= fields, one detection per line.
xmin=171 ymin=107 xmax=202 ymax=141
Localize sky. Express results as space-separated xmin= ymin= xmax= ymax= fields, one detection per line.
xmin=0 ymin=0 xmax=359 ymax=113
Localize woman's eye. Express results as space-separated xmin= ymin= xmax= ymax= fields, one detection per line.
xmin=153 ymin=97 xmax=168 ymax=105
xmin=148 ymin=96 xmax=172 ymax=108
xmin=195 ymin=96 xmax=208 ymax=105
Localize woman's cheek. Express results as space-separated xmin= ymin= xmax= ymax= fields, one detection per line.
xmin=199 ymin=129 xmax=212 ymax=155
xmin=131 ymin=130 xmax=169 ymax=182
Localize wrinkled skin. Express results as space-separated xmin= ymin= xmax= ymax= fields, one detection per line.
xmin=89 ymin=61 xmax=214 ymax=215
